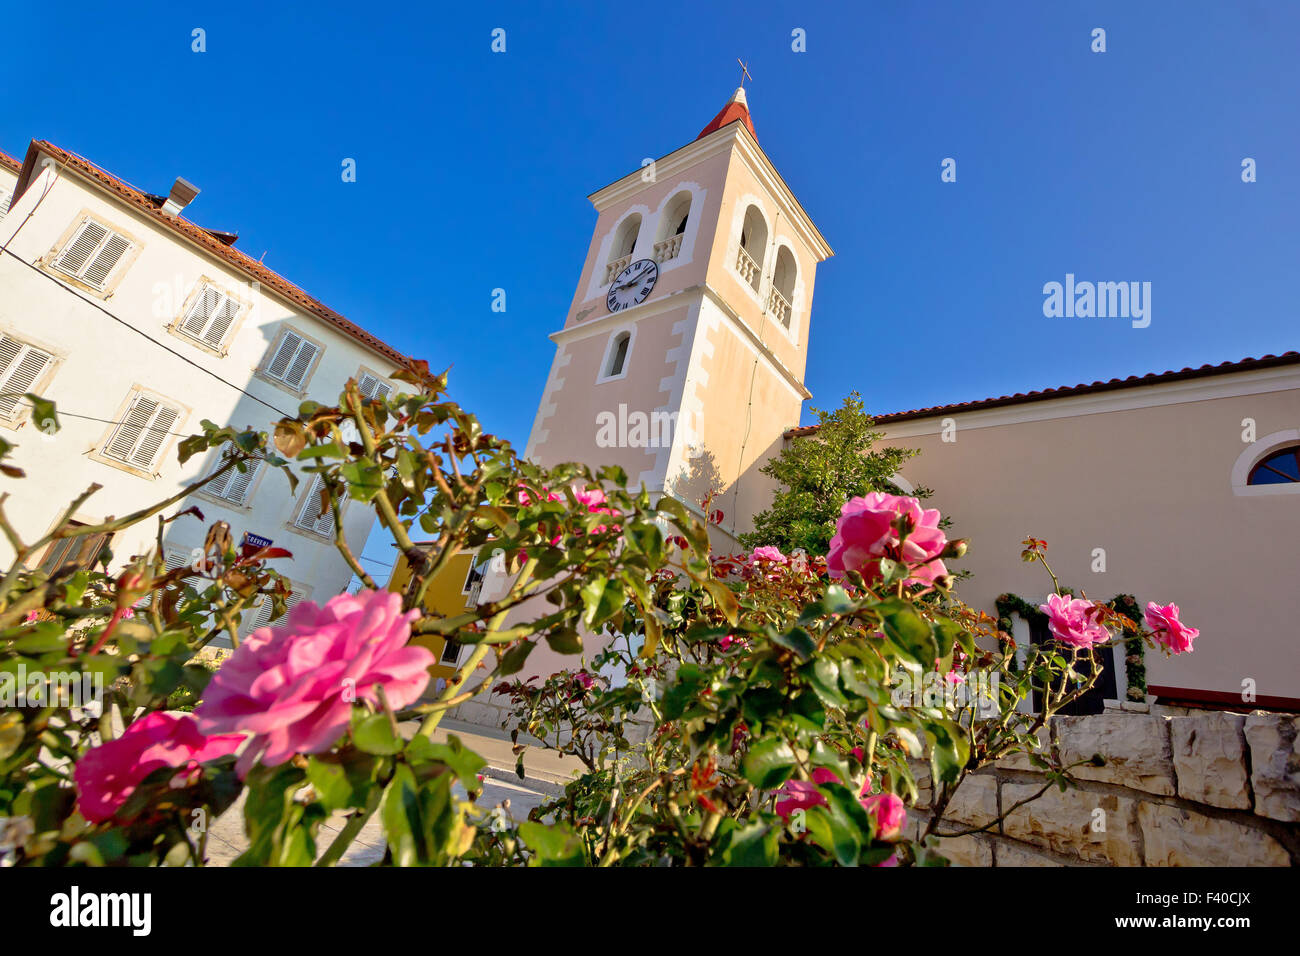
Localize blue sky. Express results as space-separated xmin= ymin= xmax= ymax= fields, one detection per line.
xmin=5 ymin=1 xmax=1297 ymax=570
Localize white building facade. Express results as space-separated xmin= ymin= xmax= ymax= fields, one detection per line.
xmin=0 ymin=142 xmax=407 ymax=635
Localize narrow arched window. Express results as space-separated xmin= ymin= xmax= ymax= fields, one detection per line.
xmin=607 ymin=332 xmax=631 ymax=377
xmin=606 ymin=214 xmax=642 ymax=284
xmin=737 ymin=205 xmax=767 ymax=291
xmin=654 ymin=191 xmax=693 ymax=263
xmin=1248 ymin=445 xmax=1300 ymax=484
xmin=770 ymin=246 xmax=797 ymax=328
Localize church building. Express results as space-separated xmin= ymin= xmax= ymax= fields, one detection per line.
xmin=474 ymin=86 xmax=1300 ymax=720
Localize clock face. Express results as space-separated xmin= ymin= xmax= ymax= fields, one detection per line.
xmin=606 ymin=258 xmax=658 ymax=313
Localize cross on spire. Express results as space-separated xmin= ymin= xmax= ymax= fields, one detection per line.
xmin=737 ymin=58 xmax=752 ymax=89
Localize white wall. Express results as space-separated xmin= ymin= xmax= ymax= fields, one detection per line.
xmin=0 ymin=153 xmax=394 ymax=604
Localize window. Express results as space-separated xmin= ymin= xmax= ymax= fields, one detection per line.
xmin=737 ymin=205 xmax=768 ymax=291
xmin=357 ymin=371 xmax=392 ymax=401
xmin=440 ymin=639 xmax=462 ymax=666
xmin=52 ymin=219 xmax=133 ymax=290
xmin=37 ymin=523 xmax=109 ymax=575
xmin=241 ymin=583 xmax=311 ymax=639
xmin=613 ymin=214 xmax=640 ymax=259
xmin=177 ymin=283 xmax=242 ymax=349
xmin=606 ymin=332 xmax=630 ymax=378
xmin=201 ymin=443 xmax=264 ymax=506
xmin=0 ymin=188 xmax=12 ymax=221
xmin=261 ymin=329 xmax=321 ymax=390
xmin=102 ymin=392 xmax=181 ymax=471
xmin=462 ymin=559 xmax=485 ymax=595
xmin=770 ymin=246 xmax=797 ymax=328
xmin=605 ymin=214 xmax=642 ymax=284
xmin=1248 ymin=446 xmax=1300 ymax=485
xmin=654 ymin=191 xmax=692 ymax=263
xmin=294 ymin=473 xmax=337 ymax=537
xmin=0 ymin=335 xmax=54 ymax=419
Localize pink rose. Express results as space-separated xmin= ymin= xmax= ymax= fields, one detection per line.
xmin=1038 ymin=593 xmax=1108 ymax=648
xmin=774 ymin=779 xmax=827 ymax=820
xmin=863 ymin=791 xmax=906 ymax=840
xmin=827 ymin=493 xmax=948 ymax=587
xmin=1144 ymin=602 xmax=1198 ymax=655
xmin=196 ymin=589 xmax=432 ymax=775
xmin=749 ymin=546 xmax=787 ymax=564
xmin=774 ymin=768 xmax=873 ymax=820
xmin=74 ymin=712 xmax=243 ymax=823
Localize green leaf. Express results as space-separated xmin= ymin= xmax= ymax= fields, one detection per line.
xmin=352 ymin=711 xmax=403 ymax=755
xmin=742 ymin=737 xmax=797 ymax=790
xmin=519 ymin=820 xmax=586 ymax=866
xmin=713 ymin=820 xmax=778 ymax=867
xmin=496 ymin=640 xmax=536 ymax=676
xmin=771 ymin=627 xmax=817 ymax=661
xmin=703 ymin=580 xmax=739 ymax=626
xmin=26 ymin=394 xmax=59 ymax=434
xmin=545 ymin=627 xmax=583 ymax=655
xmin=340 ymin=460 xmax=384 ymax=502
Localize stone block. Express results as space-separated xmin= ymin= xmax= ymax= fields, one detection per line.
xmin=1055 ymin=713 xmax=1175 ymax=796
xmin=1245 ymin=713 xmax=1300 ymax=822
xmin=1169 ymin=713 xmax=1250 ymax=809
xmin=1138 ymin=803 xmax=1289 ymax=866
xmin=1003 ymin=782 xmax=1140 ymax=865
xmin=942 ymin=774 xmax=999 ymax=829
xmin=994 ymin=840 xmax=1065 ymax=867
xmin=934 ymin=833 xmax=991 ymax=866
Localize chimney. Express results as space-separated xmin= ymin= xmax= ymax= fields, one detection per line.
xmin=160 ymin=177 xmax=200 ymax=217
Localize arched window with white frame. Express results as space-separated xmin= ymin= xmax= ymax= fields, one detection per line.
xmin=605 ymin=214 xmax=642 ymax=284
xmin=597 ymin=328 xmax=634 ymax=384
xmin=654 ymin=191 xmax=692 ymax=264
xmin=737 ymin=205 xmax=767 ymax=291
xmin=770 ymin=245 xmax=797 ymax=328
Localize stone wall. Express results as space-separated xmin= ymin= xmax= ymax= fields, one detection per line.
xmin=911 ymin=710 xmax=1299 ymax=866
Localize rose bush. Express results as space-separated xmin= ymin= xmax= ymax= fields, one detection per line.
xmin=0 ymin=368 xmax=1196 ymax=867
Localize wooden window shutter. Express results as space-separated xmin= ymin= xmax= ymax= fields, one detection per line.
xmin=203 ymin=442 xmax=264 ymax=503
xmin=53 ymin=220 xmax=108 ymax=277
xmin=105 ymin=395 xmax=157 ymax=461
xmin=82 ymin=233 xmax=132 ymax=289
xmin=265 ymin=331 xmax=302 ymax=380
xmin=0 ymin=189 xmax=11 ymax=220
xmin=358 ymin=373 xmax=391 ymax=401
xmin=295 ymin=473 xmax=336 ymax=537
xmin=0 ymin=336 xmax=53 ymax=418
xmin=265 ymin=331 xmax=319 ymax=388
xmin=242 ymin=584 xmax=309 ymax=638
xmin=221 ymin=451 xmax=264 ymax=505
xmin=283 ymin=339 xmax=319 ymax=389
xmin=130 ymin=403 xmax=179 ymax=469
xmin=203 ymin=293 xmax=240 ymax=347
xmin=53 ymin=220 xmax=132 ymax=290
xmin=104 ymin=393 xmax=181 ymax=470
xmin=180 ymin=284 xmax=240 ymax=348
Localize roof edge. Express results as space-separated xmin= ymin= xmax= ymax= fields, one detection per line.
xmin=784 ymin=350 xmax=1300 ymax=438
xmin=15 ymin=140 xmax=413 ymax=370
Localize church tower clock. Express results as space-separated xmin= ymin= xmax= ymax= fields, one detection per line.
xmin=524 ymin=86 xmax=833 ymax=543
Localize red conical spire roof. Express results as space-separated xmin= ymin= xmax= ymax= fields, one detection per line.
xmin=697 ymin=86 xmax=757 ymax=142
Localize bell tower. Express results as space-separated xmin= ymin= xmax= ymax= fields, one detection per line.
xmin=524 ymin=87 xmax=833 ymax=542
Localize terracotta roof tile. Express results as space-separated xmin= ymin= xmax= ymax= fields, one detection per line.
xmin=0 ymin=149 xmax=21 ymax=174
xmin=698 ymin=88 xmax=757 ymax=142
xmin=17 ymin=141 xmax=411 ymax=367
xmin=784 ymin=351 xmax=1300 ymax=437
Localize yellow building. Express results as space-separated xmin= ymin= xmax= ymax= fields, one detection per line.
xmin=386 ymin=548 xmax=482 ymax=686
